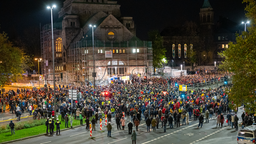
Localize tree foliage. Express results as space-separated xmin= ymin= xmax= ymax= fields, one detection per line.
xmin=0 ymin=32 xmax=32 ymax=87
xmin=148 ymin=30 xmax=167 ymax=73
xmin=219 ymin=0 xmax=256 ymax=113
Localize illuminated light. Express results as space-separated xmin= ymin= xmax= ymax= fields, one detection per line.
xmin=47 ymin=6 xmax=50 ymax=9
xmin=108 ymin=31 xmax=114 ymax=35
xmin=53 ymin=5 xmax=56 ymax=8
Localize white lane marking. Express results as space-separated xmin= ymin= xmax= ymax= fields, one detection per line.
xmin=142 ymin=123 xmax=198 ymax=144
xmin=70 ymin=132 xmax=86 ymax=137
xmin=40 ymin=141 xmax=51 ymax=144
xmin=108 ymin=137 xmax=127 ymax=144
xmin=190 ymin=127 xmax=227 ymax=143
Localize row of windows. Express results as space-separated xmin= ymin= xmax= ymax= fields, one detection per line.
xmin=222 ymin=44 xmax=229 ymax=48
xmin=56 ymin=53 xmax=62 ymax=58
xmin=107 ymin=68 xmax=127 ymax=75
xmin=85 ymin=49 xmax=142 ymax=54
xmin=172 ymin=44 xmax=193 ymax=59
xmin=218 ymin=36 xmax=228 ymax=41
xmin=55 ymin=66 xmax=63 ymax=71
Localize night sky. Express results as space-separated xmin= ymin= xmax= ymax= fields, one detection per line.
xmin=0 ymin=0 xmax=246 ymax=40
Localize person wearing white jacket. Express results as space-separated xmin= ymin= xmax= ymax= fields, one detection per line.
xmin=29 ymin=105 xmax=33 ymax=115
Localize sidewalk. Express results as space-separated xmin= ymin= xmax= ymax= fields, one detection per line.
xmin=0 ymin=112 xmax=32 ymax=123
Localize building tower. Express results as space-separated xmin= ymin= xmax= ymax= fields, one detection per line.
xmin=199 ymin=0 xmax=214 ymax=35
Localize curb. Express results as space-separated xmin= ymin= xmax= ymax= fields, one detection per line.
xmin=0 ymin=116 xmax=33 ymax=123
xmin=0 ymin=124 xmax=84 ymax=144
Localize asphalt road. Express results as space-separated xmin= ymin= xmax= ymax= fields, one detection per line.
xmin=9 ymin=107 xmax=242 ymax=144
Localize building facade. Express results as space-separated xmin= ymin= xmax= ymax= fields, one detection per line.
xmin=41 ymin=0 xmax=153 ymax=85
xmin=161 ymin=0 xmax=239 ymax=69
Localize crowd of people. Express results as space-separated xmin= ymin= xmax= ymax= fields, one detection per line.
xmin=0 ymin=72 xmax=241 ymax=141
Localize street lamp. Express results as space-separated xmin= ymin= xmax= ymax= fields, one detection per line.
xmin=214 ymin=61 xmax=216 ymax=67
xmin=35 ymin=58 xmax=42 ymax=74
xmin=180 ymin=64 xmax=182 ymax=70
xmin=89 ymin=24 xmax=96 ymax=94
xmin=241 ymin=21 xmax=250 ymax=31
xmin=47 ymin=4 xmax=56 ymax=119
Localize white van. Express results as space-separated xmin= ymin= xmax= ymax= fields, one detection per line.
xmin=237 ymin=125 xmax=256 ymax=144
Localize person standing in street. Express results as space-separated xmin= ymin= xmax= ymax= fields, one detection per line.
xmin=176 ymin=113 xmax=180 ymax=127
xmin=9 ymin=121 xmax=15 ymax=135
xmin=79 ymin=112 xmax=83 ymax=125
xmin=163 ymin=118 xmax=167 ymax=132
xmin=151 ymin=118 xmax=156 ymax=132
xmin=107 ymin=122 xmax=112 ymax=137
xmin=128 ymin=121 xmax=133 ymax=134
xmin=198 ymin=114 xmax=204 ymax=128
xmin=91 ymin=117 xmax=96 ymax=131
xmin=45 ymin=117 xmax=49 ymax=135
xmin=134 ymin=118 xmax=140 ymax=131
xmin=55 ymin=119 xmax=61 ymax=135
xmin=168 ymin=114 xmax=173 ymax=129
xmin=205 ymin=110 xmax=209 ymax=123
xmin=116 ymin=116 xmax=121 ymax=130
xmin=146 ymin=117 xmax=151 ymax=132
xmin=64 ymin=114 xmax=69 ymax=128
xmin=131 ymin=130 xmax=137 ymax=144
xmin=69 ymin=114 xmax=73 ymax=128
xmin=235 ymin=114 xmax=239 ymax=131
xmin=121 ymin=117 xmax=125 ymax=130
xmin=49 ymin=119 xmax=54 ymax=135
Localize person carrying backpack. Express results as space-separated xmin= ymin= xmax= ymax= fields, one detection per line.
xmin=9 ymin=121 xmax=15 ymax=135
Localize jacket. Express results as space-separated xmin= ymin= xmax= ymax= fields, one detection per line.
xmin=121 ymin=118 xmax=125 ymax=126
xmin=55 ymin=121 xmax=61 ymax=128
xmin=128 ymin=122 xmax=133 ymax=128
xmin=134 ymin=119 xmax=140 ymax=126
xmin=107 ymin=123 xmax=112 ymax=131
xmin=131 ymin=132 xmax=137 ymax=140
xmin=151 ymin=119 xmax=157 ymax=127
xmin=146 ymin=118 xmax=151 ymax=126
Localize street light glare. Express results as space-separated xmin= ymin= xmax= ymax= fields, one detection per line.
xmin=89 ymin=24 xmax=92 ymax=27
xmin=47 ymin=6 xmax=50 ymax=9
xmin=94 ymin=25 xmax=96 ymax=27
xmin=35 ymin=58 xmax=38 ymax=60
xmin=53 ymin=5 xmax=56 ymax=8
xmin=247 ymin=21 xmax=250 ymax=24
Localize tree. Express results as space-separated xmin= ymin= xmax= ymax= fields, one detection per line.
xmin=218 ymin=0 xmax=256 ymax=113
xmin=148 ymin=30 xmax=167 ymax=74
xmin=0 ymin=32 xmax=31 ymax=87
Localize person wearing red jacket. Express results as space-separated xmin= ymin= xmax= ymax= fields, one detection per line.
xmin=162 ymin=108 xmax=166 ymax=114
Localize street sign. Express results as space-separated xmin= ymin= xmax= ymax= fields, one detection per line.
xmin=69 ymin=89 xmax=77 ymax=100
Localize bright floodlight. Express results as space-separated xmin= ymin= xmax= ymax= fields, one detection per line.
xmin=89 ymin=24 xmax=92 ymax=27
xmin=47 ymin=6 xmax=51 ymax=9
xmin=241 ymin=21 xmax=244 ymax=24
xmin=53 ymin=5 xmax=56 ymax=8
xmin=247 ymin=21 xmax=250 ymax=24
xmin=94 ymin=25 xmax=96 ymax=27
xmin=35 ymin=58 xmax=38 ymax=60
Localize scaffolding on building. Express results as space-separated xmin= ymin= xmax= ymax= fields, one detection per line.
xmin=67 ymin=40 xmax=153 ymax=85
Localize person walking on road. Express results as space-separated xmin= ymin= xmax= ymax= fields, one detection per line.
xmin=79 ymin=112 xmax=83 ymax=125
xmin=69 ymin=114 xmax=74 ymax=128
xmin=205 ymin=110 xmax=209 ymax=123
xmin=198 ymin=114 xmax=204 ymax=128
xmin=64 ymin=114 xmax=69 ymax=128
xmin=107 ymin=122 xmax=112 ymax=137
xmin=146 ymin=117 xmax=151 ymax=132
xmin=131 ymin=130 xmax=137 ymax=144
xmin=151 ymin=118 xmax=157 ymax=132
xmin=9 ymin=121 xmax=15 ymax=135
xmin=45 ymin=117 xmax=49 ymax=135
xmin=134 ymin=118 xmax=140 ymax=131
xmin=91 ymin=117 xmax=96 ymax=131
xmin=168 ymin=114 xmax=173 ymax=129
xmin=235 ymin=114 xmax=239 ymax=131
xmin=176 ymin=113 xmax=180 ymax=127
xmin=121 ymin=117 xmax=125 ymax=130
xmin=128 ymin=121 xmax=133 ymax=134
xmin=116 ymin=116 xmax=121 ymax=130
xmin=55 ymin=119 xmax=61 ymax=135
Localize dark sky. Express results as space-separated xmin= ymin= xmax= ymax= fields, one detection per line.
xmin=0 ymin=0 xmax=246 ymax=40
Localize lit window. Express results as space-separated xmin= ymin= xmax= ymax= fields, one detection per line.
xmin=61 ymin=66 xmax=63 ymax=71
xmin=56 ymin=53 xmax=62 ymax=57
xmin=184 ymin=44 xmax=187 ymax=58
xmin=108 ymin=31 xmax=115 ymax=40
xmin=116 ymin=49 xmax=118 ymax=53
xmin=113 ymin=49 xmax=115 ymax=53
xmin=226 ymin=44 xmax=228 ymax=48
xmin=178 ymin=44 xmax=181 ymax=58
xmin=218 ymin=36 xmax=221 ymax=40
xmin=172 ymin=44 xmax=175 ymax=58
xmin=123 ymin=49 xmax=125 ymax=53
xmin=98 ymin=49 xmax=100 ymax=53
xmin=222 ymin=44 xmax=225 ymax=48
xmin=133 ymin=49 xmax=136 ymax=53
xmin=101 ymin=49 xmax=103 ymax=53
xmin=137 ymin=49 xmax=139 ymax=53
xmin=119 ymin=49 xmax=122 ymax=53
xmin=56 ymin=37 xmax=62 ymax=52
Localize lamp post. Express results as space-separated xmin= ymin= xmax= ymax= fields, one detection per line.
xmin=89 ymin=24 xmax=96 ymax=94
xmin=180 ymin=64 xmax=182 ymax=70
xmin=241 ymin=21 xmax=250 ymax=31
xmin=35 ymin=58 xmax=42 ymax=88
xmin=35 ymin=58 xmax=42 ymax=74
xmin=47 ymin=4 xmax=56 ymax=119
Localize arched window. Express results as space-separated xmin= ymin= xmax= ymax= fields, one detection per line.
xmin=108 ymin=31 xmax=115 ymax=40
xmin=178 ymin=44 xmax=181 ymax=58
xmin=56 ymin=37 xmax=62 ymax=52
xmin=184 ymin=44 xmax=187 ymax=58
xmin=172 ymin=44 xmax=175 ymax=58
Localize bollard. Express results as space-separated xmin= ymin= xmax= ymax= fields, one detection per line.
xmin=100 ymin=119 xmax=102 ymax=131
xmin=90 ymin=124 xmax=92 ymax=137
xmin=105 ymin=114 xmax=107 ymax=126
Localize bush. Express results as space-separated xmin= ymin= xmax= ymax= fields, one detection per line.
xmin=0 ymin=129 xmax=10 ymax=134
xmin=30 ymin=123 xmax=35 ymax=127
xmin=24 ymin=124 xmax=31 ymax=128
xmin=1 ymin=125 xmax=6 ymax=131
xmin=6 ymin=125 xmax=10 ymax=129
xmin=14 ymin=123 xmax=24 ymax=130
